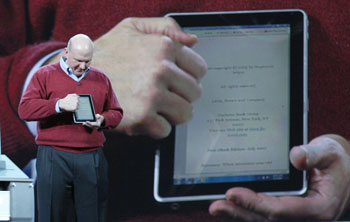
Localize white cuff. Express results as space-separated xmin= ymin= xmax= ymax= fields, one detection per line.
xmin=55 ymin=100 xmax=62 ymax=113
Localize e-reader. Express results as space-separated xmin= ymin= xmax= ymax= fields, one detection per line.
xmin=154 ymin=9 xmax=308 ymax=202
xmin=73 ymin=94 xmax=96 ymax=123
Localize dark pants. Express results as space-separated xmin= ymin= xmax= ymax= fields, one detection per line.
xmin=36 ymin=145 xmax=108 ymax=222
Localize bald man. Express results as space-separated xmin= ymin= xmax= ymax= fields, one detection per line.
xmin=18 ymin=34 xmax=123 ymax=222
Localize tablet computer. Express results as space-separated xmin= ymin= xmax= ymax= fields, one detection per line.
xmin=154 ymin=9 xmax=308 ymax=202
xmin=73 ymin=94 xmax=96 ymax=123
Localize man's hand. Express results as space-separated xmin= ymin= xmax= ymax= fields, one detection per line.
xmin=92 ymin=17 xmax=207 ymax=139
xmin=83 ymin=114 xmax=105 ymax=129
xmin=209 ymin=134 xmax=350 ymax=221
xmin=58 ymin=93 xmax=80 ymax=112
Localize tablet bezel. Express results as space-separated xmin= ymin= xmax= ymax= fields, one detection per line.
xmin=154 ymin=9 xmax=308 ymax=202
xmin=73 ymin=94 xmax=97 ymax=123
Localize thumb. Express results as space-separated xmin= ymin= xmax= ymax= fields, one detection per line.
xmin=127 ymin=17 xmax=198 ymax=47
xmin=290 ymin=135 xmax=346 ymax=171
xmin=289 ymin=145 xmax=308 ymax=170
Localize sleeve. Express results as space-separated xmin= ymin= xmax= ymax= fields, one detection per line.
xmin=18 ymin=68 xmax=61 ymax=121
xmin=101 ymin=77 xmax=123 ymax=129
xmin=0 ymin=41 xmax=65 ymax=168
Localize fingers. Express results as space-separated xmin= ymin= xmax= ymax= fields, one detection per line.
xmin=128 ymin=114 xmax=172 ymax=139
xmin=158 ymin=35 xmax=207 ymax=82
xmin=210 ymin=136 xmax=350 ymax=221
xmin=150 ymin=37 xmax=206 ymax=126
xmin=120 ymin=31 xmax=206 ymax=138
xmin=59 ymin=93 xmax=80 ymax=112
xmin=209 ymin=199 xmax=268 ymax=222
xmin=210 ymin=176 xmax=348 ymax=221
xmin=124 ymin=87 xmax=194 ymax=139
xmin=101 ymin=17 xmax=207 ymax=139
xmin=289 ymin=146 xmax=308 ymax=170
xmin=125 ymin=17 xmax=198 ymax=47
xmin=174 ymin=43 xmax=207 ymax=81
xmin=157 ymin=89 xmax=194 ymax=125
xmin=327 ymin=134 xmax=350 ymax=155
xmin=123 ymin=17 xmax=207 ymax=80
xmin=82 ymin=114 xmax=104 ymax=129
xmin=290 ymin=135 xmax=346 ymax=170
xmin=217 ymin=187 xmax=322 ymax=221
xmin=160 ymin=59 xmax=202 ymax=102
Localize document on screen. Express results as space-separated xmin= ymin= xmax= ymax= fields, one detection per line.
xmin=174 ymin=25 xmax=291 ymax=184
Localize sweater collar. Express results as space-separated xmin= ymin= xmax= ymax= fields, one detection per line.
xmin=59 ymin=56 xmax=90 ymax=82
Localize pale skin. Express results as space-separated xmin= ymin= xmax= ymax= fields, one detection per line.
xmin=209 ymin=134 xmax=350 ymax=221
xmin=47 ymin=17 xmax=207 ymax=138
xmin=46 ymin=18 xmax=350 ymax=220
xmin=58 ymin=34 xmax=104 ymax=129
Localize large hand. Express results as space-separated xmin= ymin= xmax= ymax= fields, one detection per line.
xmin=92 ymin=17 xmax=207 ymax=139
xmin=58 ymin=93 xmax=80 ymax=112
xmin=209 ymin=134 xmax=350 ymax=221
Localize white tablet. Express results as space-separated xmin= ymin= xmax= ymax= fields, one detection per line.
xmin=154 ymin=9 xmax=308 ymax=202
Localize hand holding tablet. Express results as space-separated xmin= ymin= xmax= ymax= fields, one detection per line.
xmin=82 ymin=114 xmax=105 ymax=129
xmin=154 ymin=9 xmax=308 ymax=202
xmin=58 ymin=93 xmax=80 ymax=112
xmin=210 ymin=135 xmax=350 ymax=221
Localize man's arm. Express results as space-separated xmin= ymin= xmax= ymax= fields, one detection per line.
xmin=0 ymin=40 xmax=66 ymax=167
xmin=18 ymin=71 xmax=60 ymax=121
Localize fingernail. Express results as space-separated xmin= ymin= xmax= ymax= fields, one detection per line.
xmin=300 ymin=146 xmax=309 ymax=165
xmin=189 ymin=33 xmax=197 ymax=39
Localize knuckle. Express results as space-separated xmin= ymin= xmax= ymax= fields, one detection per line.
xmin=164 ymin=17 xmax=177 ymax=26
xmin=120 ymin=17 xmax=135 ymax=26
xmin=135 ymin=115 xmax=171 ymax=139
xmin=190 ymin=56 xmax=208 ymax=80
xmin=191 ymin=83 xmax=202 ymax=101
xmin=162 ymin=17 xmax=179 ymax=33
xmin=152 ymin=124 xmax=171 ymax=139
xmin=145 ymin=87 xmax=161 ymax=105
xmin=176 ymin=103 xmax=194 ymax=124
xmin=199 ymin=60 xmax=208 ymax=77
xmin=153 ymin=61 xmax=172 ymax=82
xmin=160 ymin=35 xmax=175 ymax=51
xmin=325 ymin=142 xmax=343 ymax=161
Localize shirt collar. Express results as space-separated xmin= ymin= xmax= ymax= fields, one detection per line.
xmin=59 ymin=56 xmax=90 ymax=81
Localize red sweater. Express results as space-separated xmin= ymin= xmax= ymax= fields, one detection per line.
xmin=2 ymin=1 xmax=350 ymax=167
xmin=2 ymin=1 xmax=350 ymax=221
xmin=18 ymin=62 xmax=123 ymax=151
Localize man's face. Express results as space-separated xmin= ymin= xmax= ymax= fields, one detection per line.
xmin=65 ymin=47 xmax=92 ymax=77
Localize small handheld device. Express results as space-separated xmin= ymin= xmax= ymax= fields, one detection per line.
xmin=73 ymin=94 xmax=96 ymax=123
xmin=154 ymin=9 xmax=308 ymax=202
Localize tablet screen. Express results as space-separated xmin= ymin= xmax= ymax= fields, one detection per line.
xmin=174 ymin=24 xmax=291 ymax=185
xmin=73 ymin=94 xmax=96 ymax=123
xmin=155 ymin=9 xmax=308 ymax=202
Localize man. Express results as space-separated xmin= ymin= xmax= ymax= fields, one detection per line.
xmin=18 ymin=34 xmax=123 ymax=222
xmin=2 ymin=1 xmax=350 ymax=221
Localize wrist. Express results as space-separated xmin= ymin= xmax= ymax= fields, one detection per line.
xmin=44 ymin=50 xmax=65 ymax=65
